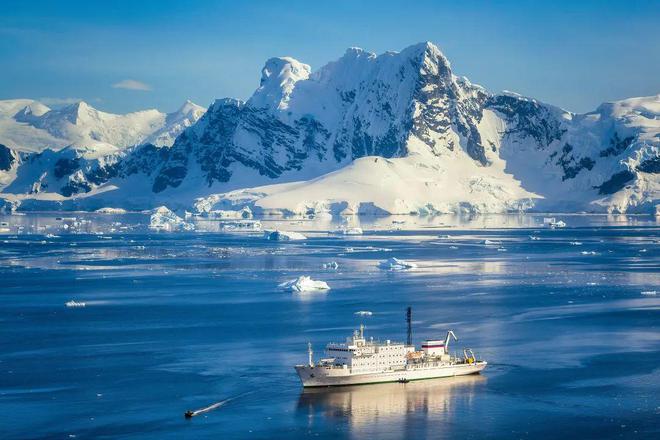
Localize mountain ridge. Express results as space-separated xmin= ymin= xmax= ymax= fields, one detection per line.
xmin=0 ymin=42 xmax=657 ymax=215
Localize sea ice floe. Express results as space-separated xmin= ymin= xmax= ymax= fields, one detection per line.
xmin=323 ymin=261 xmax=339 ymax=270
xmin=354 ymin=311 xmax=373 ymax=316
xmin=332 ymin=227 xmax=363 ymax=235
xmin=220 ymin=220 xmax=262 ymax=232
xmin=95 ymin=207 xmax=127 ymax=214
xmin=529 ymin=236 xmax=541 ymax=240
xmin=66 ymin=300 xmax=86 ymax=308
xmin=483 ymin=239 xmax=500 ymax=245
xmin=264 ymin=230 xmax=307 ymax=241
xmin=569 ymin=241 xmax=583 ymax=246
xmin=278 ymin=276 xmax=330 ymax=292
xmin=640 ymin=290 xmax=657 ymax=296
xmin=378 ymin=257 xmax=417 ymax=271
xmin=581 ymin=251 xmax=598 ymax=255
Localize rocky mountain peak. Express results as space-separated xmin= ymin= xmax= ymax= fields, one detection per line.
xmin=250 ymin=57 xmax=311 ymax=110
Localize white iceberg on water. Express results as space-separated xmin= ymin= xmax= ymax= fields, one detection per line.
xmin=332 ymin=227 xmax=363 ymax=236
xmin=378 ymin=257 xmax=417 ymax=271
xmin=278 ymin=276 xmax=330 ymax=292
xmin=323 ymin=261 xmax=339 ymax=270
xmin=66 ymin=300 xmax=86 ymax=308
xmin=149 ymin=206 xmax=194 ymax=232
xmin=354 ymin=310 xmax=373 ymax=316
xmin=264 ymin=230 xmax=307 ymax=241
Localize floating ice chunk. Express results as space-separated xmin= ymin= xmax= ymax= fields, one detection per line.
xmin=640 ymin=290 xmax=657 ymax=296
xmin=544 ymin=217 xmax=566 ymax=228
xmin=333 ymin=227 xmax=363 ymax=235
xmin=354 ymin=310 xmax=373 ymax=316
xmin=95 ymin=207 xmax=127 ymax=214
xmin=378 ymin=257 xmax=417 ymax=271
xmin=569 ymin=241 xmax=583 ymax=246
xmin=264 ymin=230 xmax=307 ymax=241
xmin=278 ymin=276 xmax=330 ymax=292
xmin=497 ymin=247 xmax=507 ymax=252
xmin=529 ymin=236 xmax=541 ymax=240
xmin=581 ymin=251 xmax=598 ymax=255
xmin=207 ymin=206 xmax=253 ymax=219
xmin=66 ymin=301 xmax=86 ymax=308
xmin=449 ymin=245 xmax=458 ymax=249
xmin=323 ymin=261 xmax=339 ymax=270
xmin=149 ymin=206 xmax=194 ymax=232
xmin=221 ymin=220 xmax=262 ymax=232
xmin=483 ymin=239 xmax=500 ymax=245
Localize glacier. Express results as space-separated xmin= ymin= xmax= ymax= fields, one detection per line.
xmin=0 ymin=42 xmax=658 ymax=215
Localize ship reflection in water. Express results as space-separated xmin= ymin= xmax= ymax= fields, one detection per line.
xmin=298 ymin=375 xmax=486 ymax=437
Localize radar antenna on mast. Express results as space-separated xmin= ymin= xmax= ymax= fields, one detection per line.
xmin=406 ymin=306 xmax=412 ymax=346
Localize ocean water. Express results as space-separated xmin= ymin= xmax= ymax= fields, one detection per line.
xmin=1 ymin=213 xmax=658 ymax=439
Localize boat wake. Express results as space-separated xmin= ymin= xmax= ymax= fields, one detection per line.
xmin=184 ymin=391 xmax=254 ymax=419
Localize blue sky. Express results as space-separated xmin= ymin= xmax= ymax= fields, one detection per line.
xmin=1 ymin=0 xmax=658 ymax=114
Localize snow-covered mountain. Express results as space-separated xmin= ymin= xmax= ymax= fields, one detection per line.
xmin=0 ymin=99 xmax=205 ymax=153
xmin=0 ymin=42 xmax=658 ymax=214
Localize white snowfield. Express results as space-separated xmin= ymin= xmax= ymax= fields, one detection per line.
xmin=378 ymin=257 xmax=417 ymax=271
xmin=149 ymin=206 xmax=194 ymax=231
xmin=264 ymin=230 xmax=307 ymax=241
xmin=278 ymin=276 xmax=330 ymax=292
xmin=197 ymin=154 xmax=537 ymax=217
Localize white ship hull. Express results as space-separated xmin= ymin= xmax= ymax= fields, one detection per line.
xmin=295 ymin=361 xmax=487 ymax=387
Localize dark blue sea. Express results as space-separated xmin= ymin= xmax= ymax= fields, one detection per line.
xmin=1 ymin=213 xmax=658 ymax=439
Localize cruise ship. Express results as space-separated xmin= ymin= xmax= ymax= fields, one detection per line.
xmin=295 ymin=309 xmax=487 ymax=387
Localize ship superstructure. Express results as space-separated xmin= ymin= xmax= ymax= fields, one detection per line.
xmin=295 ymin=310 xmax=486 ymax=387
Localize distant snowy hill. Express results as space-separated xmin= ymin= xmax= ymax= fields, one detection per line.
xmin=0 ymin=99 xmax=205 ymax=153
xmin=0 ymin=42 xmax=657 ymax=214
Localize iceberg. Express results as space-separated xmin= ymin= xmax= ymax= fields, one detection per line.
xmin=544 ymin=217 xmax=567 ymax=228
xmin=278 ymin=276 xmax=330 ymax=292
xmin=220 ymin=220 xmax=262 ymax=232
xmin=206 ymin=206 xmax=253 ymax=219
xmin=354 ymin=310 xmax=373 ymax=316
xmin=332 ymin=227 xmax=363 ymax=235
xmin=264 ymin=230 xmax=307 ymax=241
xmin=95 ymin=207 xmax=127 ymax=214
xmin=378 ymin=257 xmax=417 ymax=271
xmin=66 ymin=300 xmax=86 ymax=308
xmin=149 ymin=206 xmax=194 ymax=232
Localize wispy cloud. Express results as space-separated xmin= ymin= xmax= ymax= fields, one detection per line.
xmin=112 ymin=79 xmax=152 ymax=91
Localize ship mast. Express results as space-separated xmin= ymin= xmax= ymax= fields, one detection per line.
xmin=307 ymin=342 xmax=313 ymax=367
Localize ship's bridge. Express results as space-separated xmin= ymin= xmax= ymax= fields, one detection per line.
xmin=324 ymin=326 xmax=415 ymax=373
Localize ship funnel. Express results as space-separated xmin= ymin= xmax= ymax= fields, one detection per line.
xmin=406 ymin=306 xmax=412 ymax=346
